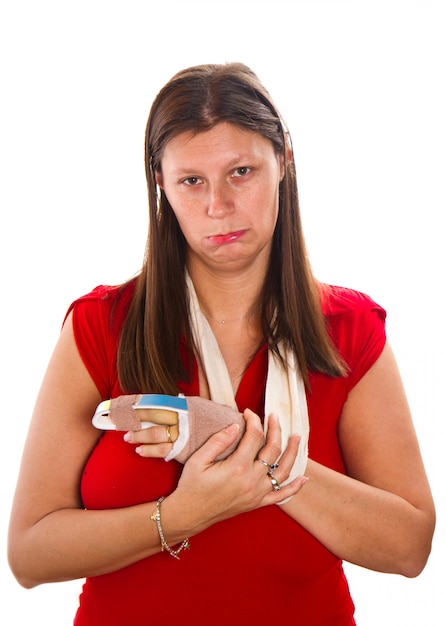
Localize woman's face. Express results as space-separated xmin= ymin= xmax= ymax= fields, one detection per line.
xmin=156 ymin=122 xmax=284 ymax=275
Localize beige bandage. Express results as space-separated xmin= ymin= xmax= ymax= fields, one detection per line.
xmin=107 ymin=394 xmax=245 ymax=463
xmin=109 ymin=394 xmax=142 ymax=430
xmin=169 ymin=396 xmax=245 ymax=463
xmin=109 ymin=395 xmax=178 ymax=430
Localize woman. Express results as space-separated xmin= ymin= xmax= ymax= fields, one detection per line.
xmin=8 ymin=63 xmax=435 ymax=625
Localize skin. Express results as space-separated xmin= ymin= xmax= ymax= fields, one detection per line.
xmin=156 ymin=122 xmax=283 ymax=275
xmin=8 ymin=122 xmax=435 ymax=589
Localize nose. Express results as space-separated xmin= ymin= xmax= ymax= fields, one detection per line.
xmin=206 ymin=182 xmax=234 ymax=218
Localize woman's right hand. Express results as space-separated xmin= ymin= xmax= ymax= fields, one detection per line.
xmin=157 ymin=409 xmax=307 ymax=545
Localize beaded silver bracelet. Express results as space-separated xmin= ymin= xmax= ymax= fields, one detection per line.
xmin=150 ymin=496 xmax=190 ymax=560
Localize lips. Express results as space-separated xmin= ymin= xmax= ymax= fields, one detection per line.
xmin=208 ymin=230 xmax=246 ymax=245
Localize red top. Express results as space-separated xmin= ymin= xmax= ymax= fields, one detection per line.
xmin=68 ymin=282 xmax=386 ymax=626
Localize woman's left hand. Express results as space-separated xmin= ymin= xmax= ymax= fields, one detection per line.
xmin=158 ymin=408 xmax=307 ymax=543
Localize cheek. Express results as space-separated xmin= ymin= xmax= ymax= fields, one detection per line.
xmin=167 ymin=199 xmax=199 ymax=240
xmin=257 ymin=185 xmax=280 ymax=224
xmin=163 ymin=190 xmax=187 ymax=224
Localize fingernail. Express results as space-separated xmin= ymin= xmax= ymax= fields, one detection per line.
xmin=123 ymin=432 xmax=131 ymax=442
xmin=225 ymin=423 xmax=240 ymax=436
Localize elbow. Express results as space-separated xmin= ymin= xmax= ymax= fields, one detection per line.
xmin=397 ymin=511 xmax=436 ymax=579
xmin=399 ymin=541 xmax=433 ymax=579
xmin=8 ymin=556 xmax=40 ymax=590
xmin=399 ymin=557 xmax=428 ymax=579
xmin=13 ymin=574 xmax=40 ymax=590
xmin=399 ymin=552 xmax=431 ymax=579
xmin=8 ymin=540 xmax=42 ymax=590
xmin=8 ymin=560 xmax=40 ymax=590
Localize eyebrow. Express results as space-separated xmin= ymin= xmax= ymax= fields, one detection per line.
xmin=169 ymin=153 xmax=259 ymax=176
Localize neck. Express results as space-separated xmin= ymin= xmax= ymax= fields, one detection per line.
xmin=202 ymin=307 xmax=259 ymax=325
xmin=188 ymin=264 xmax=265 ymax=326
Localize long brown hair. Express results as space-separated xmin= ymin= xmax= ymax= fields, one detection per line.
xmin=118 ymin=63 xmax=346 ymax=394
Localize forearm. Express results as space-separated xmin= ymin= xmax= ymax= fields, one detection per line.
xmin=10 ymin=409 xmax=304 ymax=589
xmin=9 ymin=501 xmax=183 ymax=588
xmin=281 ymin=459 xmax=435 ymax=577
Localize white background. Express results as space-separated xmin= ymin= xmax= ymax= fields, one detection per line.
xmin=1 ymin=0 xmax=445 ymax=623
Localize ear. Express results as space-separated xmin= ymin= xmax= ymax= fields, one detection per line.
xmin=279 ymin=153 xmax=286 ymax=181
xmin=154 ymin=170 xmax=164 ymax=188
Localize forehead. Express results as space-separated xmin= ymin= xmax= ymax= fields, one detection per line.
xmin=160 ymin=122 xmax=276 ymax=168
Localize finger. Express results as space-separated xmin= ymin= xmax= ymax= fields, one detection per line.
xmin=123 ymin=424 xmax=179 ymax=445
xmin=276 ymin=433 xmax=301 ymax=471
xmin=186 ymin=423 xmax=241 ymax=465
xmin=256 ymin=413 xmax=301 ymax=486
xmin=263 ymin=475 xmax=309 ymax=506
xmin=256 ymin=413 xmax=283 ymax=463
xmin=124 ymin=424 xmax=179 ymax=459
xmin=135 ymin=442 xmax=173 ymax=458
xmin=227 ymin=408 xmax=266 ymax=461
xmin=137 ymin=408 xmax=178 ymax=426
xmin=261 ymin=433 xmax=301 ymax=486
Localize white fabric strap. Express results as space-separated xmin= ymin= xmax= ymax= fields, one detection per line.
xmin=186 ymin=272 xmax=309 ymax=482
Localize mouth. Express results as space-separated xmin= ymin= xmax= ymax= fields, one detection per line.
xmin=208 ymin=230 xmax=247 ymax=245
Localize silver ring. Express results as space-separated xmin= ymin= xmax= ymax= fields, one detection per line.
xmin=267 ymin=471 xmax=281 ymax=492
xmin=257 ymin=457 xmax=279 ymax=472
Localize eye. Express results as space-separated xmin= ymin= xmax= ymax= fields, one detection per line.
xmin=182 ymin=176 xmax=203 ymax=186
xmin=232 ymin=167 xmax=251 ymax=178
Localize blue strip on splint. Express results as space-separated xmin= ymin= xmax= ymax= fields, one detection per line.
xmin=136 ymin=394 xmax=188 ymax=411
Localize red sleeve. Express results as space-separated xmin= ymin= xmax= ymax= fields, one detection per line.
xmin=63 ymin=284 xmax=133 ymax=399
xmin=322 ymin=285 xmax=387 ymax=392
